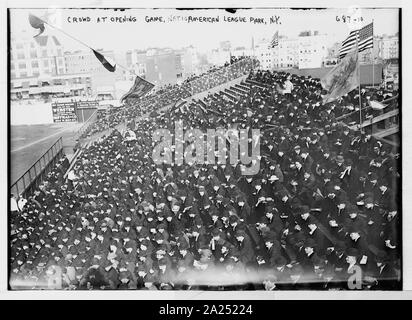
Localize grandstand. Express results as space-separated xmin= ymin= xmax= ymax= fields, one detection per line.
xmin=9 ymin=57 xmax=401 ymax=290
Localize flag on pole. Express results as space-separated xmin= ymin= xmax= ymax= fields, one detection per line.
xmin=269 ymin=31 xmax=279 ymax=48
xmin=121 ymin=75 xmax=155 ymax=103
xmin=358 ymin=22 xmax=374 ymax=53
xmin=338 ymin=29 xmax=358 ymax=59
xmin=339 ymin=22 xmax=374 ymax=59
xmin=28 ymin=14 xmax=45 ymax=38
xmin=321 ymin=50 xmax=359 ymax=103
xmin=92 ymin=49 xmax=116 ymax=72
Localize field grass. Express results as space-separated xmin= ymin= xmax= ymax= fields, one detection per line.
xmin=10 ymin=123 xmax=82 ymax=184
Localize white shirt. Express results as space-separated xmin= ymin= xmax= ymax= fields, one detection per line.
xmin=67 ymin=170 xmax=77 ymax=181
xmin=283 ymin=80 xmax=294 ymax=94
xmin=10 ymin=198 xmax=19 ymax=212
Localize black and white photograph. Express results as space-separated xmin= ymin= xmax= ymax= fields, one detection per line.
xmin=6 ymin=2 xmax=404 ymax=294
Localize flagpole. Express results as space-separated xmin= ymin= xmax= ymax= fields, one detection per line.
xmin=277 ymin=35 xmax=280 ymax=71
xmin=372 ymin=19 xmax=375 ymax=88
xmin=357 ymin=32 xmax=362 ymax=133
xmin=37 ymin=15 xmax=92 ymax=50
xmin=252 ymin=36 xmax=255 ymax=72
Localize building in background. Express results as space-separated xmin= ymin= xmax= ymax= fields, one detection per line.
xmin=379 ymin=34 xmax=399 ymax=89
xmin=125 ymin=48 xmax=185 ymax=87
xmin=206 ymin=48 xmax=231 ymax=67
xmin=255 ymin=31 xmax=328 ymax=70
xmin=297 ymin=31 xmax=328 ymax=69
xmin=274 ymin=37 xmax=299 ymax=69
xmin=114 ymin=51 xmax=132 ymax=81
xmin=10 ymin=33 xmax=66 ymax=80
xmin=254 ymin=38 xmax=275 ymax=70
xmin=10 ymin=72 xmax=92 ymax=101
xmin=129 ymin=50 xmax=148 ymax=79
xmin=378 ymin=34 xmax=399 ymax=60
xmin=180 ymin=46 xmax=201 ymax=79
xmin=144 ymin=48 xmax=184 ymax=86
xmin=64 ymin=49 xmax=120 ymax=98
xmin=9 ymin=33 xmax=94 ymax=102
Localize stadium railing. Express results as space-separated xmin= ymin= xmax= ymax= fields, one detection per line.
xmin=10 ymin=137 xmax=64 ymax=198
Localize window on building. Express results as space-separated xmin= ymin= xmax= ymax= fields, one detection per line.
xmin=20 ymin=72 xmax=27 ymax=78
xmin=18 ymin=62 xmax=26 ymax=69
xmin=17 ymin=52 xmax=25 ymax=59
xmin=58 ymin=68 xmax=64 ymax=74
xmin=11 ymin=63 xmax=15 ymax=70
xmin=31 ymin=61 xmax=39 ymax=68
xmin=33 ymin=71 xmax=40 ymax=77
xmin=43 ymin=60 xmax=49 ymax=67
xmin=11 ymin=72 xmax=16 ymax=79
xmin=30 ymin=50 xmax=37 ymax=58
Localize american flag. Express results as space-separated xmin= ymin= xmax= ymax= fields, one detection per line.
xmin=269 ymin=31 xmax=279 ymax=48
xmin=358 ymin=22 xmax=374 ymax=52
xmin=339 ymin=22 xmax=374 ymax=59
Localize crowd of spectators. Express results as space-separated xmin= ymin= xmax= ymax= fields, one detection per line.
xmin=80 ymin=58 xmax=256 ymax=140
xmin=10 ymin=65 xmax=401 ymax=290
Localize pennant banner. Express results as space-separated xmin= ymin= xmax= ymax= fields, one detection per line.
xmin=92 ymin=49 xmax=116 ymax=72
xmin=321 ymin=50 xmax=359 ymax=104
xmin=28 ymin=14 xmax=45 ymax=38
xmin=121 ymin=75 xmax=155 ymax=103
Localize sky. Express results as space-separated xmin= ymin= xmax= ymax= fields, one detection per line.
xmin=10 ymin=8 xmax=399 ymax=53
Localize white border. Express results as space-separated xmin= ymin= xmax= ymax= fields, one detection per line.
xmin=1 ymin=0 xmax=411 ymax=300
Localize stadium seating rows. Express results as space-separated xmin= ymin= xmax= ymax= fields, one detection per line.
xmin=10 ymin=61 xmax=401 ymax=290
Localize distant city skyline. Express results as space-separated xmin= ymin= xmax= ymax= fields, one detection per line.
xmin=10 ymin=8 xmax=399 ymax=54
